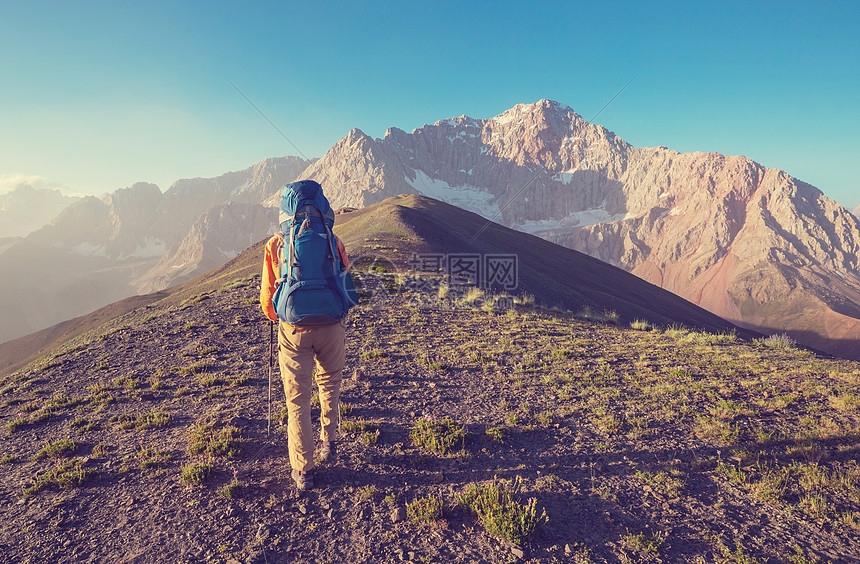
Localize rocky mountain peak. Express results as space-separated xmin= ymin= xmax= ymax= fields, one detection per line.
xmin=295 ymin=101 xmax=860 ymax=359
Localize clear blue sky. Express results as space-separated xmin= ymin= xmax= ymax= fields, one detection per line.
xmin=1 ymin=0 xmax=858 ymax=209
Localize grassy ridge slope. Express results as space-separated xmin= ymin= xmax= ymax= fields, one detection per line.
xmin=0 ymin=273 xmax=858 ymax=562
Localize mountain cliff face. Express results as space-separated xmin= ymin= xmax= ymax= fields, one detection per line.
xmin=0 ymin=157 xmax=310 ymax=344
xmin=0 ymin=184 xmax=80 ymax=238
xmin=294 ymin=100 xmax=860 ymax=358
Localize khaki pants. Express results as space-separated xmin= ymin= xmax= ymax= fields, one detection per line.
xmin=278 ymin=321 xmax=346 ymax=472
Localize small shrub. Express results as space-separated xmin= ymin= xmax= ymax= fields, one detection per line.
xmin=456 ymin=476 xmax=547 ymax=545
xmin=45 ymin=394 xmax=84 ymax=410
xmin=32 ymin=438 xmax=77 ymax=461
xmin=231 ymin=374 xmax=251 ymax=386
xmin=188 ymin=423 xmax=243 ymax=458
xmin=755 ymin=333 xmax=797 ymax=349
xmin=136 ymin=410 xmax=171 ymax=429
xmin=1 ymin=454 xmax=19 ymax=464
xmin=180 ymin=462 xmax=212 ymax=486
xmin=180 ymin=360 xmax=215 ymax=376
xmin=359 ymin=349 xmax=384 ymax=361
xmin=24 ymin=459 xmax=94 ymax=497
xmin=514 ymin=293 xmax=535 ymax=306
xmin=664 ymin=324 xmax=689 ymax=338
xmin=356 ymin=485 xmax=378 ymax=501
xmin=341 ymin=418 xmax=377 ymax=433
xmin=137 ymin=447 xmax=173 ymax=472
xmin=410 ymin=416 xmax=466 ymax=456
xmin=114 ymin=413 xmax=137 ymax=430
xmin=114 ymin=375 xmax=142 ymax=390
xmin=200 ymin=374 xmax=225 ymax=387
xmin=459 ymin=287 xmax=484 ymax=306
xmin=407 ymin=493 xmax=445 ymax=525
xmin=577 ymin=307 xmax=616 ymax=324
xmin=217 ymin=478 xmax=246 ymax=499
xmin=7 ymin=417 xmax=28 ymax=432
xmin=486 ymin=425 xmax=511 ymax=444
xmin=630 ymin=319 xmax=652 ymax=331
xmin=621 ymin=530 xmax=665 ymax=557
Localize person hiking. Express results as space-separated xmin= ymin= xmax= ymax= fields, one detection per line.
xmin=260 ymin=180 xmax=356 ymax=491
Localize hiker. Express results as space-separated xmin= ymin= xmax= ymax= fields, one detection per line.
xmin=260 ymin=180 xmax=356 ymax=491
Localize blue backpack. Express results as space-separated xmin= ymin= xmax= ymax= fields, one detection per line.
xmin=271 ymin=180 xmax=358 ymax=325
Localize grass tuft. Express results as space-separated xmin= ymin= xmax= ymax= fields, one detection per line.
xmin=456 ymin=476 xmax=547 ymax=545
xmin=410 ymin=416 xmax=467 ymax=456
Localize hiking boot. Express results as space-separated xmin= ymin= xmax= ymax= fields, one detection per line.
xmin=319 ymin=441 xmax=337 ymax=463
xmin=291 ymin=469 xmax=313 ymax=491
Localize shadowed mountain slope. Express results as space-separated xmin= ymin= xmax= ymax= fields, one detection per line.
xmin=335 ymin=194 xmax=755 ymax=337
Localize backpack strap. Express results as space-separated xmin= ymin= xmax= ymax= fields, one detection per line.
xmin=287 ymin=217 xmax=296 ymax=281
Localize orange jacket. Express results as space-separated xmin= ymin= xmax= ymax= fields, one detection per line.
xmin=259 ymin=233 xmax=350 ymax=323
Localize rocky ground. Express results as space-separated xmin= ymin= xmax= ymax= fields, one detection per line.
xmin=1 ymin=274 xmax=860 ymax=563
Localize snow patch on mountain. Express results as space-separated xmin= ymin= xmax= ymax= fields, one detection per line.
xmin=518 ymin=203 xmax=632 ymax=234
xmin=552 ymin=171 xmax=577 ymax=185
xmin=405 ymin=170 xmax=500 ymax=219
xmin=123 ymin=239 xmax=167 ymax=259
xmin=67 ymin=242 xmax=108 ymax=258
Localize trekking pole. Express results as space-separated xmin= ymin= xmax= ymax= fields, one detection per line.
xmin=267 ymin=320 xmax=274 ymax=438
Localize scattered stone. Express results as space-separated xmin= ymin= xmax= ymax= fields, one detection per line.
xmin=298 ymin=504 xmax=308 ymax=515
xmin=565 ymin=544 xmax=572 ymax=555
xmin=391 ymin=506 xmax=406 ymax=523
xmin=510 ymin=545 xmax=525 ymax=559
xmin=408 ymin=551 xmax=416 ymax=560
xmin=226 ymin=559 xmax=242 ymax=564
xmin=256 ymin=524 xmax=271 ymax=542
xmin=327 ymin=508 xmax=334 ymax=519
xmin=394 ymin=548 xmax=404 ymax=560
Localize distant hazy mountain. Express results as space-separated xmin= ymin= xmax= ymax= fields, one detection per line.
xmin=852 ymin=204 xmax=860 ymax=218
xmin=0 ymin=184 xmax=80 ymax=238
xmin=293 ymin=100 xmax=860 ymax=359
xmin=0 ymin=156 xmax=311 ymax=344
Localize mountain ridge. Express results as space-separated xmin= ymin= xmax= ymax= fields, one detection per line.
xmin=0 ymin=194 xmax=756 ymax=378
xmin=291 ymin=100 xmax=860 ymax=359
